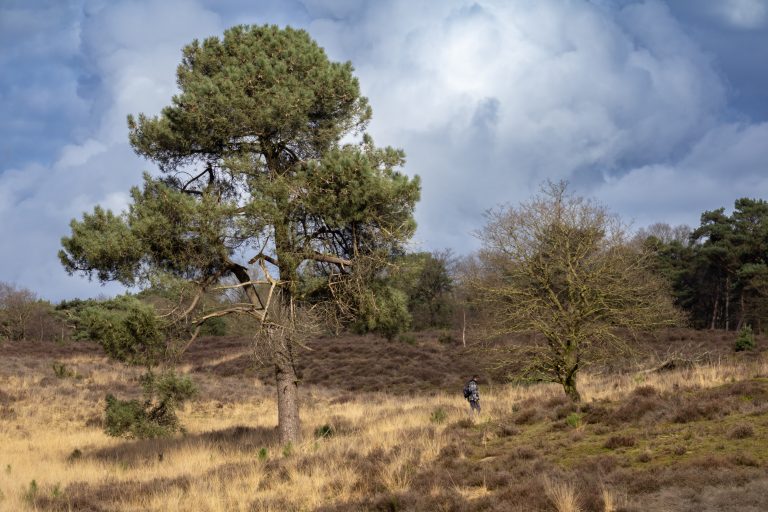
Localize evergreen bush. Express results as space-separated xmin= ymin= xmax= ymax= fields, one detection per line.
xmin=104 ymin=371 xmax=196 ymax=439
xmin=735 ymin=325 xmax=756 ymax=352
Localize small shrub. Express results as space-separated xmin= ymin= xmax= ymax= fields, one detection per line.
xmin=498 ymin=424 xmax=519 ymax=437
xmin=735 ymin=325 xmax=756 ymax=352
xmin=258 ymin=447 xmax=269 ymax=460
xmin=512 ymin=446 xmax=539 ymax=460
xmin=104 ymin=371 xmax=196 ymax=439
xmin=603 ymin=435 xmax=636 ymax=449
xmin=636 ymin=450 xmax=652 ymax=463
xmin=514 ymin=407 xmax=540 ymax=425
xmin=437 ymin=331 xmax=454 ymax=344
xmin=454 ymin=418 xmax=474 ymax=429
xmin=565 ymin=413 xmax=582 ymax=428
xmin=732 ymin=453 xmax=759 ymax=466
xmin=23 ymin=479 xmax=38 ymax=503
xmin=315 ymin=424 xmax=334 ymax=438
xmin=728 ymin=424 xmax=754 ymax=439
xmin=430 ymin=407 xmax=447 ymax=424
xmin=282 ymin=443 xmax=293 ymax=458
xmin=67 ymin=448 xmax=83 ymax=462
xmin=670 ymin=398 xmax=722 ymax=423
xmin=672 ymin=445 xmax=686 ymax=456
xmin=398 ymin=333 xmax=416 ymax=345
xmin=52 ymin=362 xmax=76 ymax=379
xmin=632 ymin=385 xmax=658 ymax=397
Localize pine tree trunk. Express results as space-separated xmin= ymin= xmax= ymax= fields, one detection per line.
xmin=273 ymin=212 xmax=302 ymax=445
xmin=710 ymin=290 xmax=719 ymax=330
xmin=274 ymin=346 xmax=301 ymax=445
xmin=737 ymin=289 xmax=746 ymax=331
xmin=725 ymin=276 xmax=731 ymax=331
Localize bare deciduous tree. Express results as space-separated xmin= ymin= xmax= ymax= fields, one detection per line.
xmin=0 ymin=282 xmax=63 ymax=342
xmin=470 ymin=182 xmax=681 ymax=401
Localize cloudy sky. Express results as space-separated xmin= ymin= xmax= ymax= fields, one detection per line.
xmin=2 ymin=0 xmax=768 ymax=301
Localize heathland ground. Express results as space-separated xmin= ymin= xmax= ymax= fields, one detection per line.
xmin=1 ymin=329 xmax=767 ymax=511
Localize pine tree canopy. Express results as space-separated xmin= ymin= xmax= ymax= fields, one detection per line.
xmin=60 ymin=24 xmax=421 ymax=310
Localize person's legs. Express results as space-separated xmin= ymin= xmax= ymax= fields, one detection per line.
xmin=470 ymin=399 xmax=481 ymax=415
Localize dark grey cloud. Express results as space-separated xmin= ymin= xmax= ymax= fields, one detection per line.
xmin=0 ymin=1 xmax=90 ymax=169
xmin=666 ymin=0 xmax=768 ymax=120
xmin=1 ymin=0 xmax=767 ymax=300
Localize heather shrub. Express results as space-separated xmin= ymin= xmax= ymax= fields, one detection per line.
xmin=52 ymin=362 xmax=77 ymax=379
xmin=728 ymin=424 xmax=754 ymax=439
xmin=603 ymin=435 xmax=636 ymax=449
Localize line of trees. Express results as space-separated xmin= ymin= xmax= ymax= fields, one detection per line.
xmin=0 ymin=282 xmax=68 ymax=342
xmin=641 ymin=198 xmax=768 ymax=333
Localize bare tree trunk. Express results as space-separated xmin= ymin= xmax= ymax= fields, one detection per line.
xmin=562 ymin=344 xmax=581 ymax=402
xmin=710 ymin=289 xmax=719 ymax=330
xmin=563 ymin=377 xmax=581 ymax=403
xmin=274 ymin=345 xmax=301 ymax=445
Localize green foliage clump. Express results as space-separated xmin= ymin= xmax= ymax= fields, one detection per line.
xmin=437 ymin=330 xmax=454 ymax=344
xmin=104 ymin=371 xmax=196 ymax=439
xmin=52 ymin=362 xmax=77 ymax=379
xmin=314 ymin=424 xmax=335 ymax=438
xmin=199 ymin=316 xmax=227 ymax=336
xmin=63 ymin=296 xmax=164 ymax=366
xmin=735 ymin=325 xmax=756 ymax=352
xmin=430 ymin=407 xmax=447 ymax=424
xmin=23 ymin=479 xmax=38 ymax=504
xmin=565 ymin=413 xmax=583 ymax=428
xmin=390 ymin=251 xmax=455 ymax=330
xmin=352 ymin=284 xmax=410 ymax=340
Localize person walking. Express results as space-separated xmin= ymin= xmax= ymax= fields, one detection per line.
xmin=463 ymin=375 xmax=481 ymax=415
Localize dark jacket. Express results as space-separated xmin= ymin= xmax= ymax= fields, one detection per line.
xmin=463 ymin=379 xmax=479 ymax=402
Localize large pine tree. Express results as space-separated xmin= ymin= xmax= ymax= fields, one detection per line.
xmin=60 ymin=25 xmax=420 ymax=443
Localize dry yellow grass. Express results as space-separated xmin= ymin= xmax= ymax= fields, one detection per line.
xmin=1 ymin=349 xmax=767 ymax=511
xmin=542 ymin=476 xmax=582 ymax=512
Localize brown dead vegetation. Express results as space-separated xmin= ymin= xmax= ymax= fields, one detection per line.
xmin=1 ymin=328 xmax=768 ymax=511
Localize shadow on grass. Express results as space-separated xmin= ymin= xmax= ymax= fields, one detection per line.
xmin=88 ymin=424 xmax=278 ymax=466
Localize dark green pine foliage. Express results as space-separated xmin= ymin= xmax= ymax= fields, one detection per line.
xmin=647 ymin=198 xmax=768 ymax=332
xmin=59 ymin=25 xmax=420 ymax=443
xmin=390 ymin=251 xmax=455 ymax=330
